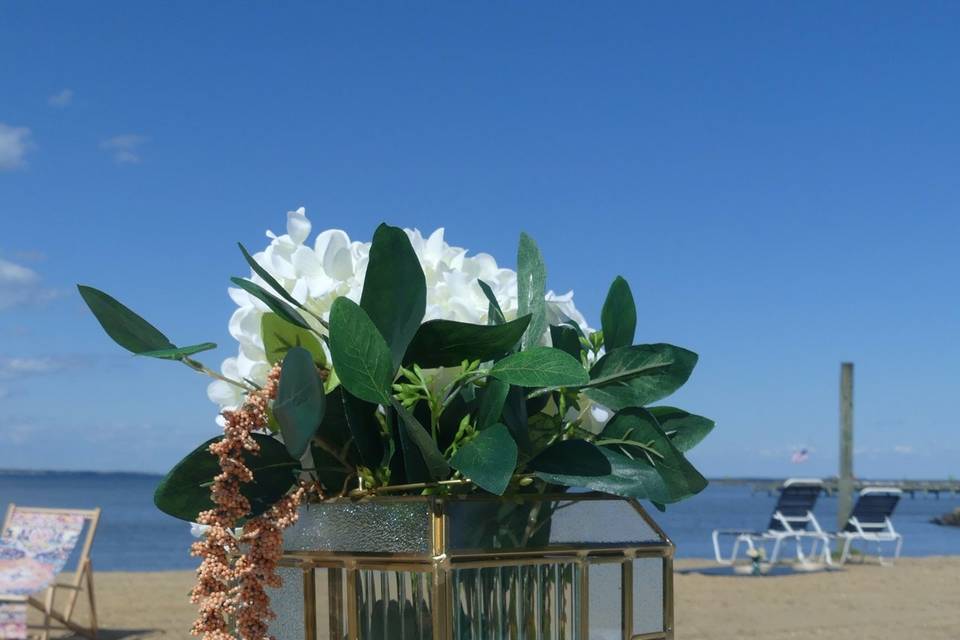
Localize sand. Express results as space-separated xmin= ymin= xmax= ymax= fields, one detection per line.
xmin=28 ymin=557 xmax=960 ymax=639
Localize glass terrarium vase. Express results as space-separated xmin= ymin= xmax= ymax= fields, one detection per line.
xmin=268 ymin=493 xmax=674 ymax=640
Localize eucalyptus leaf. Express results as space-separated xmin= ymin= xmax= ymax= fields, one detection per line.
xmin=502 ymin=385 xmax=532 ymax=454
xmin=230 ymin=277 xmax=311 ymax=331
xmin=582 ymin=344 xmax=698 ymax=411
xmin=549 ymin=325 xmax=580 ymax=360
xmin=261 ymin=312 xmax=326 ymax=367
xmin=516 ymin=233 xmax=547 ymax=350
xmin=341 ymin=389 xmax=384 ymax=469
xmin=601 ymin=276 xmax=636 ymax=351
xmin=477 ymin=279 xmax=506 ymax=325
xmin=391 ymin=399 xmax=450 ymax=481
xmin=77 ymin=285 xmax=175 ymax=354
xmin=488 ymin=347 xmax=589 ymax=388
xmin=402 ymin=315 xmax=530 ymax=368
xmin=650 ymin=406 xmax=715 ymax=453
xmin=328 ymin=297 xmax=394 ymax=405
xmin=360 ymin=224 xmax=426 ymax=368
xmin=274 ymin=347 xmax=326 ymax=459
xmin=137 ymin=342 xmax=217 ymax=360
xmin=527 ymin=439 xmax=611 ymax=476
xmin=476 ymin=378 xmax=510 ymax=430
xmin=450 ymin=424 xmax=517 ymax=495
xmin=154 ymin=434 xmax=300 ymax=522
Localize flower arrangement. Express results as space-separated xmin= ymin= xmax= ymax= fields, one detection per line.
xmin=79 ymin=207 xmax=715 ymax=639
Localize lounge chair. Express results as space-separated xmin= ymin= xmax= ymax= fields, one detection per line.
xmin=0 ymin=505 xmax=100 ymax=640
xmin=712 ymin=478 xmax=832 ymax=568
xmin=835 ymin=487 xmax=903 ymax=566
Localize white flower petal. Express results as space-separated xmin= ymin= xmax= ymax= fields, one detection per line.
xmin=287 ymin=207 xmax=311 ymax=245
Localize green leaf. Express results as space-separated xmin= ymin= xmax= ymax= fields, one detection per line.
xmin=137 ymin=342 xmax=217 ymax=360
xmin=582 ymin=344 xmax=698 ymax=411
xmin=77 ymin=285 xmax=175 ymax=354
xmin=261 ymin=312 xmax=326 ymax=367
xmin=650 ymin=406 xmax=715 ymax=453
xmin=549 ymin=325 xmax=581 ymax=360
xmin=391 ymin=399 xmax=450 ymax=481
xmin=154 ymin=434 xmax=300 ymax=522
xmin=516 ymin=233 xmax=547 ymax=349
xmin=230 ymin=277 xmax=311 ymax=331
xmin=477 ymin=279 xmax=506 ymax=325
xmin=600 ymin=276 xmax=637 ymax=352
xmin=238 ymin=243 xmax=304 ymax=311
xmin=274 ymin=347 xmax=326 ymax=459
xmin=450 ymin=424 xmax=517 ymax=495
xmin=488 ymin=347 xmax=589 ymax=388
xmin=527 ymin=439 xmax=611 ymax=476
xmin=328 ymin=297 xmax=394 ymax=405
xmin=341 ymin=389 xmax=384 ymax=469
xmin=402 ymin=315 xmax=531 ymax=368
xmin=502 ymin=385 xmax=532 ymax=453
xmin=599 ymin=407 xmax=707 ymax=502
xmin=476 ymin=379 xmax=510 ymax=430
xmin=360 ymin=224 xmax=426 ymax=368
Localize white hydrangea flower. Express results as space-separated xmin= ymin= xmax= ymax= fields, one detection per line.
xmin=208 ymin=207 xmax=593 ymax=412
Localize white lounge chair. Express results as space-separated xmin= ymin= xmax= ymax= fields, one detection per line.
xmin=835 ymin=487 xmax=903 ymax=566
xmin=712 ymin=478 xmax=832 ymax=568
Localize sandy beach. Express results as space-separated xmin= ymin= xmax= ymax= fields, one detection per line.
xmin=27 ymin=557 xmax=960 ymax=639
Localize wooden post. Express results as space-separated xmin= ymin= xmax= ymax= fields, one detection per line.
xmin=838 ymin=362 xmax=854 ymax=530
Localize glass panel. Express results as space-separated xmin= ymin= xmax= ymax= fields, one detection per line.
xmin=446 ymin=498 xmax=662 ymax=553
xmin=452 ymin=562 xmax=580 ymax=640
xmin=267 ymin=566 xmax=307 ymax=640
xmin=632 ymin=557 xmax=664 ymax=635
xmin=587 ymin=562 xmax=622 ymax=640
xmin=356 ymin=569 xmax=433 ymax=639
xmin=284 ymin=501 xmax=432 ymax=554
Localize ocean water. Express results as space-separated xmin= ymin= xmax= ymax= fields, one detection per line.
xmin=1 ymin=471 xmax=958 ymax=571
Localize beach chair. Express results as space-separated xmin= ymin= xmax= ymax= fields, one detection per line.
xmin=0 ymin=505 xmax=100 ymax=640
xmin=835 ymin=487 xmax=903 ymax=566
xmin=711 ymin=478 xmax=832 ymax=569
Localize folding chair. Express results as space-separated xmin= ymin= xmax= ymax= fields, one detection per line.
xmin=712 ymin=478 xmax=833 ymax=568
xmin=0 ymin=505 xmax=100 ymax=639
xmin=835 ymin=487 xmax=903 ymax=566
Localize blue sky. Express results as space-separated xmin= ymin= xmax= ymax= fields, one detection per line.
xmin=1 ymin=2 xmax=958 ymax=477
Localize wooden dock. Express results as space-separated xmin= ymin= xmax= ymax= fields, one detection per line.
xmin=744 ymin=479 xmax=960 ymax=499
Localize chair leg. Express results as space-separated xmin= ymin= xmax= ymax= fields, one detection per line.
xmin=86 ymin=564 xmax=98 ymax=639
xmin=41 ymin=586 xmax=55 ymax=640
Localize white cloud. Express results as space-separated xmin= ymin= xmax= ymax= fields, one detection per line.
xmin=48 ymin=89 xmax=74 ymax=108
xmin=0 ymin=123 xmax=33 ymax=170
xmin=0 ymin=356 xmax=76 ymax=379
xmin=0 ymin=256 xmax=59 ymax=310
xmin=100 ymin=134 xmax=147 ymax=164
xmin=893 ymin=444 xmax=914 ymax=455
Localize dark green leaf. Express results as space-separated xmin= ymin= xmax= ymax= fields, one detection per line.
xmin=230 ymin=277 xmax=311 ymax=331
xmin=360 ymin=224 xmax=426 ymax=368
xmin=310 ymin=443 xmax=352 ymax=494
xmin=77 ymin=285 xmax=175 ymax=354
xmin=477 ymin=279 xmax=506 ymax=325
xmin=402 ymin=315 xmax=531 ymax=368
xmin=341 ymin=390 xmax=384 ymax=469
xmin=261 ymin=312 xmax=326 ymax=367
xmin=549 ymin=325 xmax=581 ymax=360
xmin=476 ymin=379 xmax=510 ymax=430
xmin=238 ymin=243 xmax=304 ymax=310
xmin=274 ymin=347 xmax=326 ymax=459
xmin=328 ymin=297 xmax=394 ymax=404
xmin=650 ymin=406 xmax=715 ymax=453
xmin=390 ymin=399 xmax=450 ymax=481
xmin=154 ymin=434 xmax=299 ymax=522
xmin=137 ymin=342 xmax=217 ymax=360
xmin=527 ymin=439 xmax=611 ymax=476
xmin=450 ymin=424 xmax=517 ymax=495
xmin=599 ymin=407 xmax=707 ymax=502
xmin=600 ymin=276 xmax=637 ymax=351
xmin=583 ymin=344 xmax=698 ymax=411
xmin=502 ymin=385 xmax=532 ymax=454
xmin=516 ymin=233 xmax=547 ymax=349
xmin=394 ymin=405 xmax=429 ymax=483
xmin=489 ymin=347 xmax=589 ymax=388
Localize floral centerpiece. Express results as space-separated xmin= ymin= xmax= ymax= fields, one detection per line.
xmin=79 ymin=208 xmax=715 ymax=639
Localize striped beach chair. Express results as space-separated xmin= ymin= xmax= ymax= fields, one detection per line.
xmin=835 ymin=487 xmax=903 ymax=565
xmin=0 ymin=505 xmax=100 ymax=639
xmin=711 ymin=478 xmax=833 ymax=569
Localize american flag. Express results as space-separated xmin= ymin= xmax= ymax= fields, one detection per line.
xmin=791 ymin=448 xmax=810 ymax=464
